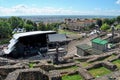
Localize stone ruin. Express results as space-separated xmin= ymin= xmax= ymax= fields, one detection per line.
xmin=0 ymin=51 xmax=120 ymax=80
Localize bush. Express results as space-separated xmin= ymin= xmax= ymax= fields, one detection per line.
xmin=0 ymin=39 xmax=10 ymax=45
xmin=28 ymin=62 xmax=35 ymax=68
xmin=100 ymin=23 xmax=110 ymax=31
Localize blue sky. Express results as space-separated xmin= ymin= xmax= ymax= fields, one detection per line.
xmin=0 ymin=0 xmax=120 ymax=16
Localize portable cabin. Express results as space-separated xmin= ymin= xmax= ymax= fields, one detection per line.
xmin=76 ymin=44 xmax=92 ymax=56
xmin=91 ymin=38 xmax=108 ymax=51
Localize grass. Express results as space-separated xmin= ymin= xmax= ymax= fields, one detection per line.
xmin=75 ymin=60 xmax=90 ymax=67
xmin=80 ymin=62 xmax=90 ymax=67
xmin=58 ymin=29 xmax=78 ymax=34
xmin=58 ymin=66 xmax=78 ymax=71
xmin=62 ymin=74 xmax=83 ymax=80
xmin=28 ymin=62 xmax=35 ymax=68
xmin=88 ymin=67 xmax=111 ymax=78
xmin=112 ymin=59 xmax=120 ymax=69
xmin=104 ymin=54 xmax=116 ymax=61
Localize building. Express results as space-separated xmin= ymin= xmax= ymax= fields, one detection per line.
xmin=91 ymin=38 xmax=108 ymax=52
xmin=63 ymin=19 xmax=97 ymax=31
xmin=76 ymin=44 xmax=92 ymax=56
xmin=76 ymin=44 xmax=103 ymax=56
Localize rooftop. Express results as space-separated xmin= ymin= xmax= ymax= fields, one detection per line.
xmin=13 ymin=31 xmax=56 ymax=39
xmin=76 ymin=44 xmax=103 ymax=55
xmin=76 ymin=44 xmax=92 ymax=50
xmin=91 ymin=38 xmax=108 ymax=45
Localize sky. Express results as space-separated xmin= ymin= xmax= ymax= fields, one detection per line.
xmin=0 ymin=0 xmax=120 ymax=16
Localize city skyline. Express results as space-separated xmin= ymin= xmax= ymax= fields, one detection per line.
xmin=0 ymin=0 xmax=120 ymax=16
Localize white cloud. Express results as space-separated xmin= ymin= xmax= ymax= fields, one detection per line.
xmin=0 ymin=5 xmax=87 ymax=16
xmin=94 ymin=8 xmax=101 ymax=11
xmin=0 ymin=4 xmax=120 ymax=16
xmin=13 ymin=4 xmax=28 ymax=9
xmin=116 ymin=0 xmax=120 ymax=4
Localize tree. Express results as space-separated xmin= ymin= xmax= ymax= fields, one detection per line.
xmin=96 ymin=19 xmax=102 ymax=27
xmin=111 ymin=18 xmax=116 ymax=25
xmin=116 ymin=24 xmax=120 ymax=30
xmin=89 ymin=23 xmax=95 ymax=29
xmin=100 ymin=23 xmax=110 ymax=31
xmin=103 ymin=18 xmax=114 ymax=25
xmin=37 ymin=22 xmax=46 ymax=31
xmin=8 ymin=16 xmax=24 ymax=29
xmin=25 ymin=20 xmax=37 ymax=31
xmin=116 ymin=16 xmax=120 ymax=24
xmin=0 ymin=21 xmax=12 ymax=38
xmin=26 ymin=20 xmax=34 ymax=25
xmin=46 ymin=23 xmax=53 ymax=30
xmin=24 ymin=24 xmax=34 ymax=31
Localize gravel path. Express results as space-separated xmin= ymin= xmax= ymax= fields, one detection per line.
xmin=65 ymin=34 xmax=97 ymax=57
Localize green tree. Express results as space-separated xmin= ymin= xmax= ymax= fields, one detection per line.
xmin=8 ymin=16 xmax=24 ymax=29
xmin=111 ymin=18 xmax=116 ymax=25
xmin=37 ymin=22 xmax=46 ymax=31
xmin=26 ymin=20 xmax=34 ymax=25
xmin=103 ymin=18 xmax=114 ymax=25
xmin=46 ymin=23 xmax=54 ymax=30
xmin=96 ymin=19 xmax=102 ymax=27
xmin=116 ymin=24 xmax=120 ymax=30
xmin=100 ymin=23 xmax=110 ymax=31
xmin=25 ymin=20 xmax=37 ymax=31
xmin=116 ymin=16 xmax=120 ymax=24
xmin=0 ymin=21 xmax=12 ymax=38
xmin=89 ymin=23 xmax=95 ymax=29
xmin=24 ymin=24 xmax=34 ymax=31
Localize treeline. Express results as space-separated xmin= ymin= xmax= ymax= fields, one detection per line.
xmin=79 ymin=16 xmax=120 ymax=31
xmin=62 ymin=16 xmax=120 ymax=32
xmin=0 ymin=16 xmax=60 ymax=38
xmin=96 ymin=16 xmax=120 ymax=31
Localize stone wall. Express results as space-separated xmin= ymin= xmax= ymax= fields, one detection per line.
xmin=78 ymin=67 xmax=94 ymax=80
xmin=103 ymin=61 xmax=117 ymax=71
xmin=0 ymin=65 xmax=23 ymax=79
xmin=49 ymin=70 xmax=61 ymax=80
xmin=94 ymin=70 xmax=120 ymax=80
xmin=85 ymin=61 xmax=117 ymax=71
xmin=5 ymin=68 xmax=49 ymax=80
xmin=85 ymin=62 xmax=102 ymax=70
xmin=0 ymin=57 xmax=17 ymax=66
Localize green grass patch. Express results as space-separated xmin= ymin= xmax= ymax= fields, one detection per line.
xmin=88 ymin=67 xmax=111 ymax=78
xmin=75 ymin=60 xmax=90 ymax=67
xmin=28 ymin=62 xmax=35 ymax=68
xmin=112 ymin=59 xmax=120 ymax=69
xmin=62 ymin=74 xmax=83 ymax=80
xmin=58 ymin=66 xmax=78 ymax=71
xmin=58 ymin=29 xmax=77 ymax=34
xmin=104 ymin=54 xmax=116 ymax=61
xmin=80 ymin=62 xmax=90 ymax=67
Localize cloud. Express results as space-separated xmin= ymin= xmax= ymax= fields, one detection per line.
xmin=94 ymin=8 xmax=101 ymax=11
xmin=13 ymin=4 xmax=28 ymax=9
xmin=116 ymin=0 xmax=120 ymax=4
xmin=0 ymin=5 xmax=88 ymax=16
xmin=0 ymin=4 xmax=120 ymax=16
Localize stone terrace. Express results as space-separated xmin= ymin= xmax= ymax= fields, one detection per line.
xmin=0 ymin=51 xmax=120 ymax=80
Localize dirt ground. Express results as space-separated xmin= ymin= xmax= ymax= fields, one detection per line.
xmin=66 ymin=34 xmax=97 ymax=57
